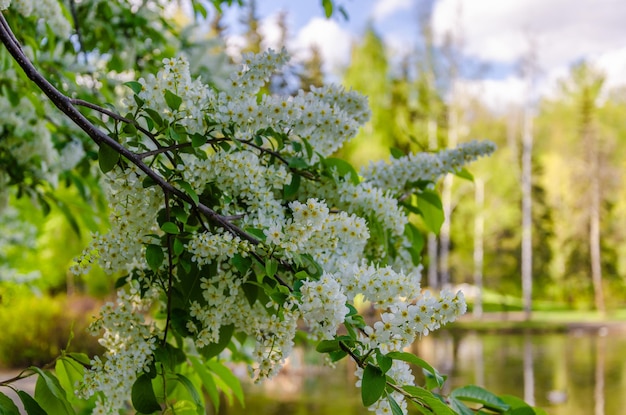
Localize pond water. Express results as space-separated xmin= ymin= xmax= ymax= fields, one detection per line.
xmin=218 ymin=328 xmax=626 ymax=415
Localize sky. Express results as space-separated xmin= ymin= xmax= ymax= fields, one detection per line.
xmin=218 ymin=0 xmax=626 ymax=109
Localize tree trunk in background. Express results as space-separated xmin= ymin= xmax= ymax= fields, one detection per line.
xmin=521 ymin=102 xmax=533 ymax=320
xmin=473 ymin=178 xmax=484 ymax=319
xmin=440 ymin=101 xmax=457 ymax=288
xmin=427 ymin=118 xmax=439 ymax=289
xmin=588 ymin=127 xmax=605 ymax=314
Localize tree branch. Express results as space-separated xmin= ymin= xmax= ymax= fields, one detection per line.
xmin=0 ymin=14 xmax=259 ymax=246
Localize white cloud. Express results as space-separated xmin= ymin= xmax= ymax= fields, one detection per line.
xmin=292 ymin=17 xmax=354 ymax=73
xmin=433 ymin=0 xmax=626 ymax=68
xmin=459 ymin=77 xmax=526 ymax=112
xmin=432 ymin=0 xmax=626 ymax=106
xmin=372 ymin=0 xmax=413 ymax=21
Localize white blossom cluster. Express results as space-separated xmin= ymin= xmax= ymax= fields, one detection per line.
xmin=187 ymin=231 xmax=251 ymax=266
xmin=71 ymin=166 xmax=161 ymax=275
xmin=0 ymin=0 xmax=71 ymax=38
xmin=78 ymin=282 xmax=157 ymax=415
xmin=72 ymin=49 xmax=497 ymax=413
xmin=0 ymin=96 xmax=84 ymax=189
xmin=361 ymin=140 xmax=497 ymax=192
xmin=360 ymin=289 xmax=467 ymax=353
xmin=188 ymin=268 xmax=299 ymax=380
xmin=134 ymin=56 xmax=212 ymax=134
xmin=355 ymin=360 xmax=415 ymax=415
xmin=298 ymin=273 xmax=349 ymax=340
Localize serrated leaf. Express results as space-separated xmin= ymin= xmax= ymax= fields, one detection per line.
xmin=451 ymin=385 xmax=510 ymax=412
xmin=131 ymin=374 xmax=161 ymax=414
xmin=145 ymin=244 xmax=165 ymax=271
xmin=0 ymin=391 xmax=20 ymax=415
xmin=161 ymin=221 xmax=180 ymax=234
xmin=361 ymin=365 xmax=386 ymax=407
xmin=164 ymin=89 xmax=183 ymax=111
xmin=17 ymin=391 xmax=46 ymax=415
xmin=98 ymin=144 xmax=119 ymax=173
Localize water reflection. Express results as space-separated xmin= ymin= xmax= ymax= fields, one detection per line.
xmin=220 ymin=329 xmax=626 ymax=415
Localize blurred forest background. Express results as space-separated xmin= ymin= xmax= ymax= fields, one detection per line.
xmin=2 ymin=0 xmax=626 ymax=368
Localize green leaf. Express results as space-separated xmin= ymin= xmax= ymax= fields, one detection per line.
xmin=499 ymin=394 xmax=535 ymax=412
xmin=322 ymin=0 xmax=333 ymax=17
xmin=200 ymin=324 xmax=234 ymax=360
xmin=323 ymin=157 xmax=360 ymax=184
xmin=402 ymin=386 xmax=455 ymax=415
xmin=175 ymin=374 xmax=204 ymax=415
xmin=67 ymin=352 xmax=91 ymax=366
xmin=146 ymin=244 xmax=165 ymax=271
xmin=283 ymin=173 xmax=301 ymax=199
xmin=361 ymin=365 xmax=386 ymax=407
xmin=32 ymin=369 xmax=74 ymax=415
xmin=387 ymin=394 xmax=404 ymax=415
xmin=265 ymin=259 xmax=278 ymax=279
xmin=176 ymin=180 xmax=200 ymax=206
xmin=188 ymin=355 xmax=220 ymax=412
xmin=390 ymin=147 xmax=405 ymax=159
xmin=161 ymin=221 xmax=180 ymax=234
xmin=455 ymin=167 xmax=474 ymax=181
xmin=55 ymin=357 xmax=84 ymax=404
xmin=206 ymin=359 xmax=244 ymax=406
xmin=0 ymin=391 xmax=20 ymax=415
xmin=316 ymin=339 xmax=341 ymax=353
xmin=131 ymin=373 xmax=161 ymax=414
xmin=191 ymin=133 xmax=206 ymax=147
xmin=416 ymin=190 xmax=444 ymax=234
xmin=125 ymin=81 xmax=143 ymax=94
xmin=451 ymin=386 xmax=510 ymax=412
xmin=376 ymin=351 xmax=393 ymax=374
xmin=17 ymin=391 xmax=46 ymax=415
xmin=98 ymin=144 xmax=120 ymax=173
xmin=144 ymin=108 xmax=163 ymax=127
xmin=386 ymin=352 xmax=445 ymax=389
xmin=164 ymin=90 xmax=183 ymax=111
xmin=232 ymin=254 xmax=252 ymax=275
xmin=448 ymin=397 xmax=474 ymax=415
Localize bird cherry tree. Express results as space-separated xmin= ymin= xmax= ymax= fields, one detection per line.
xmin=0 ymin=1 xmax=544 ymax=414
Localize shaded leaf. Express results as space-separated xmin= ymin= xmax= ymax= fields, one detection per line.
xmin=98 ymin=144 xmax=119 ymax=173
xmin=361 ymin=365 xmax=386 ymax=407
xmin=131 ymin=374 xmax=161 ymax=414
